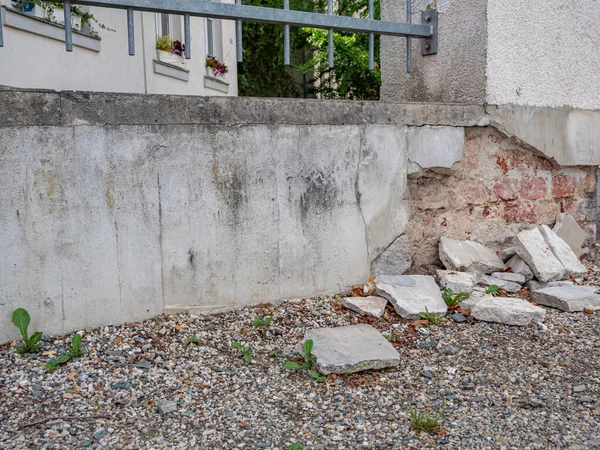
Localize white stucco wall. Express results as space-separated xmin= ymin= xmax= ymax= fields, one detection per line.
xmin=487 ymin=0 xmax=600 ymax=110
xmin=0 ymin=1 xmax=237 ymax=95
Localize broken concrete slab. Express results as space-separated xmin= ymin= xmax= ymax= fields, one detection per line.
xmin=341 ymin=296 xmax=388 ymax=318
xmin=499 ymin=247 xmax=517 ymax=262
xmin=460 ymin=292 xmax=493 ymax=309
xmin=480 ymin=275 xmax=523 ymax=293
xmin=553 ymin=213 xmax=587 ymax=258
xmin=490 ymin=272 xmax=526 ymax=285
xmin=375 ymin=275 xmax=448 ymax=319
xmin=505 ymin=254 xmax=535 ymax=282
xmin=531 ymin=286 xmax=600 ymax=312
xmin=407 ymin=126 xmax=465 ymax=174
xmin=436 ymin=270 xmax=479 ymax=293
xmin=526 ymin=279 xmax=578 ymax=291
xmin=439 ymin=237 xmax=505 ymax=274
xmin=539 ymin=225 xmax=587 ymax=278
xmin=370 ymin=234 xmax=411 ymax=278
xmin=471 ymin=297 xmax=546 ymax=326
xmin=514 ymin=228 xmax=568 ymax=282
xmin=304 ymin=324 xmax=400 ymax=375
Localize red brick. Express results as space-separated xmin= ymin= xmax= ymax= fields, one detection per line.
xmin=497 ymin=149 xmax=554 ymax=172
xmin=552 ymin=175 xmax=576 ymax=198
xmin=504 ymin=204 xmax=537 ymax=224
xmin=520 ymin=177 xmax=547 ymax=200
xmin=493 ymin=178 xmax=519 ymax=201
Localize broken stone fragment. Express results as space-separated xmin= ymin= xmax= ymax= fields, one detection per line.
xmin=341 ymin=296 xmax=388 ymax=318
xmin=471 ymin=297 xmax=546 ymax=326
xmin=436 ymin=270 xmax=479 ymax=293
xmin=505 ymin=254 xmax=535 ymax=282
xmin=157 ymin=399 xmax=178 ymax=415
xmin=370 ymin=234 xmax=411 ymax=278
xmin=553 ymin=213 xmax=587 ymax=258
xmin=480 ymin=275 xmax=522 ymax=293
xmin=538 ymin=225 xmax=586 ymax=278
xmin=531 ymin=286 xmax=600 ymax=312
xmin=375 ymin=275 xmax=447 ymax=319
xmin=303 ymin=324 xmax=400 ymax=375
xmin=526 ymin=279 xmax=576 ymax=291
xmin=490 ymin=272 xmax=526 ymax=285
xmin=514 ymin=227 xmax=568 ymax=282
xmin=439 ymin=237 xmax=505 ymax=274
xmin=460 ymin=292 xmax=492 ymax=309
xmin=499 ymin=247 xmax=517 ymax=262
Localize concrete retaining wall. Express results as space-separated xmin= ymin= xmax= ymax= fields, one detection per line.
xmin=0 ymin=90 xmax=485 ymax=342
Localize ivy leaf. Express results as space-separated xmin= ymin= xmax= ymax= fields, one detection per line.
xmin=284 ymin=361 xmax=302 ymax=370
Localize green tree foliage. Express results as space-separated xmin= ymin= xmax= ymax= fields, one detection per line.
xmin=238 ymin=0 xmax=313 ymax=97
xmin=238 ymin=0 xmax=381 ymax=99
xmin=299 ymin=0 xmax=381 ymax=100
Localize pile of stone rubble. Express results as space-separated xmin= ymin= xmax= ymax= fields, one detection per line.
xmin=308 ymin=213 xmax=600 ymax=375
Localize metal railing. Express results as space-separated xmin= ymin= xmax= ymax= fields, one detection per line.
xmin=0 ymin=0 xmax=438 ymax=72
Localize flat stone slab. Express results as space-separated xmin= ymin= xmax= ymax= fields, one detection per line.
xmin=460 ymin=292 xmax=494 ymax=309
xmin=553 ymin=213 xmax=587 ymax=258
xmin=480 ymin=275 xmax=522 ymax=293
xmin=514 ymin=227 xmax=568 ymax=282
xmin=531 ymin=286 xmax=600 ymax=312
xmin=341 ymin=296 xmax=388 ymax=318
xmin=471 ymin=297 xmax=546 ymax=326
xmin=539 ymin=225 xmax=586 ymax=278
xmin=436 ymin=270 xmax=479 ymax=293
xmin=527 ymin=280 xmax=576 ymax=291
xmin=499 ymin=247 xmax=517 ymax=262
xmin=490 ymin=272 xmax=526 ymax=285
xmin=439 ymin=237 xmax=505 ymax=274
xmin=505 ymin=254 xmax=535 ymax=282
xmin=304 ymin=324 xmax=400 ymax=375
xmin=375 ymin=275 xmax=447 ymax=319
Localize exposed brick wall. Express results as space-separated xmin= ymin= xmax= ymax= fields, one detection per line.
xmin=407 ymin=127 xmax=597 ymax=269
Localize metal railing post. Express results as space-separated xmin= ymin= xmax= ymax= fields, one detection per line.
xmin=327 ymin=0 xmax=333 ymax=68
xmin=64 ymin=2 xmax=73 ymax=51
xmin=283 ymin=0 xmax=290 ymax=66
xmin=368 ymin=0 xmax=374 ymax=70
xmin=127 ymin=8 xmax=135 ymax=55
xmin=184 ymin=13 xmax=191 ymax=59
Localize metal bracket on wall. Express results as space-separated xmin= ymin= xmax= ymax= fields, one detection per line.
xmin=421 ymin=9 xmax=438 ymax=56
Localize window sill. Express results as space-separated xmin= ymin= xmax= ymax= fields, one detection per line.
xmin=204 ymin=76 xmax=229 ymax=94
xmin=153 ymin=60 xmax=190 ymax=82
xmin=2 ymin=6 xmax=101 ymax=52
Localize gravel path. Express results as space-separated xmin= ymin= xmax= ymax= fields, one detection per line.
xmin=1 ymin=285 xmax=600 ymax=449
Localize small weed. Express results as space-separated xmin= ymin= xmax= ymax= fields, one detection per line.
xmin=231 ymin=341 xmax=253 ymax=364
xmin=486 ymin=284 xmax=499 ymax=294
xmin=408 ymin=405 xmax=441 ymax=432
xmin=287 ymin=443 xmax=303 ymax=450
xmin=419 ymin=308 xmax=441 ymax=325
xmin=186 ymin=336 xmax=201 ymax=345
xmin=442 ymin=288 xmax=470 ymax=307
xmin=383 ymin=331 xmax=400 ymax=342
xmin=67 ymin=333 xmax=85 ymax=358
xmin=284 ymin=339 xmax=326 ymax=382
xmin=251 ymin=316 xmax=274 ymax=338
xmin=269 ymin=349 xmax=287 ymax=358
xmin=11 ymin=308 xmax=43 ymax=354
xmin=45 ymin=355 xmax=70 ymax=372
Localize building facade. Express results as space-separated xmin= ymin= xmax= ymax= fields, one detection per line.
xmin=0 ymin=0 xmax=238 ymax=95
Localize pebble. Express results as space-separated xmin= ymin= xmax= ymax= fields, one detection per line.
xmin=452 ymin=312 xmax=467 ymax=323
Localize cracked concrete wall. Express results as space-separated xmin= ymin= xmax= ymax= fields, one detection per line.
xmin=0 ymin=90 xmax=487 ymax=342
xmin=407 ymin=127 xmax=598 ymax=269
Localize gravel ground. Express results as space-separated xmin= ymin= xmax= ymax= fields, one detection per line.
xmin=2 ymin=272 xmax=600 ymax=449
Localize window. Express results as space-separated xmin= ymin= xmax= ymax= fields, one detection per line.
xmin=205 ymin=18 xmax=214 ymax=57
xmin=155 ymin=13 xmax=172 ymax=37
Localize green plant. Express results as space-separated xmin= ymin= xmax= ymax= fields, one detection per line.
xmin=45 ymin=355 xmax=70 ymax=372
xmin=206 ymin=56 xmax=229 ymax=77
xmin=251 ymin=315 xmax=274 ymax=338
xmin=442 ymin=288 xmax=470 ymax=307
xmin=486 ymin=284 xmax=499 ymax=294
xmin=383 ymin=331 xmax=400 ymax=342
xmin=283 ymin=339 xmax=326 ymax=382
xmin=419 ymin=308 xmax=441 ymax=325
xmin=287 ymin=444 xmax=304 ymax=450
xmin=156 ymin=35 xmax=172 ymax=51
xmin=67 ymin=333 xmax=85 ymax=358
xmin=231 ymin=341 xmax=253 ymax=364
xmin=408 ymin=404 xmax=441 ymax=432
xmin=186 ymin=336 xmax=201 ymax=345
xmin=11 ymin=308 xmax=43 ymax=354
xmin=269 ymin=349 xmax=287 ymax=358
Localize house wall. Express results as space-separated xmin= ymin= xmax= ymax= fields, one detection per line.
xmin=0 ymin=2 xmax=237 ymax=95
